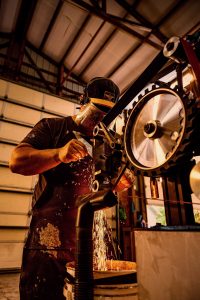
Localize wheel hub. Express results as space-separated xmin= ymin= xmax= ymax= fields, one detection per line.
xmin=143 ymin=120 xmax=160 ymax=138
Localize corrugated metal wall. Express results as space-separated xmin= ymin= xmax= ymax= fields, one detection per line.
xmin=0 ymin=79 xmax=77 ymax=271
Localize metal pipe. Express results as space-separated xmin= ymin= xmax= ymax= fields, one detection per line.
xmin=75 ymin=189 xmax=117 ymax=300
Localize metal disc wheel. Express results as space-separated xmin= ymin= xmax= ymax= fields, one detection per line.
xmin=124 ymin=87 xmax=197 ymax=176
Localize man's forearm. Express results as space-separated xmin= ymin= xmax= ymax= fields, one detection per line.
xmin=9 ymin=143 xmax=61 ymax=176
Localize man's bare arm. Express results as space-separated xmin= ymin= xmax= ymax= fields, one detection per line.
xmin=9 ymin=140 xmax=88 ymax=176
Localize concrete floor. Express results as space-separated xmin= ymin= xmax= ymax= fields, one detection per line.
xmin=0 ymin=273 xmax=20 ymax=300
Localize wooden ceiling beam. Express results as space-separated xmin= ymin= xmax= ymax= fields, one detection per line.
xmin=24 ymin=48 xmax=54 ymax=93
xmin=106 ymin=38 xmax=145 ymax=80
xmin=115 ymin=0 xmax=167 ymax=43
xmin=4 ymin=0 xmax=38 ymax=79
xmin=39 ymin=0 xmax=64 ymax=51
xmin=155 ymin=0 xmax=188 ymax=28
xmin=14 ymin=0 xmax=37 ymax=42
xmin=79 ymin=29 xmax=116 ymax=77
xmin=27 ymin=41 xmax=58 ymax=66
xmin=27 ymin=41 xmax=85 ymax=85
xmin=69 ymin=0 xmax=162 ymax=50
xmin=105 ymin=13 xmax=152 ymax=32
xmin=106 ymin=0 xmax=188 ymax=82
xmin=79 ymin=11 xmax=129 ymax=77
xmin=78 ymin=1 xmax=149 ymax=77
xmin=62 ymin=20 xmax=105 ymax=82
xmin=60 ymin=14 xmax=91 ymax=64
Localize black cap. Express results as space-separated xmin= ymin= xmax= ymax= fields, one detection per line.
xmin=86 ymin=77 xmax=120 ymax=103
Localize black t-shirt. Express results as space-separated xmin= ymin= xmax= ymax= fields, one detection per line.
xmin=22 ymin=116 xmax=94 ymax=207
xmin=22 ymin=116 xmax=94 ymax=257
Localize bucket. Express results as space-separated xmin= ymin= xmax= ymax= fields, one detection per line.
xmin=63 ymin=260 xmax=138 ymax=300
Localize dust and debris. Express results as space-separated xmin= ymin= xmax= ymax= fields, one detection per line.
xmin=39 ymin=223 xmax=61 ymax=258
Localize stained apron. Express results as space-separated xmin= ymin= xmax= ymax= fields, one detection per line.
xmin=20 ymin=155 xmax=94 ymax=300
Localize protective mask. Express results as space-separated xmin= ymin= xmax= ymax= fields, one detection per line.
xmin=74 ymin=101 xmax=107 ymax=136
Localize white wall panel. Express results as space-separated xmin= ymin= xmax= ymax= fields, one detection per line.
xmin=7 ymin=82 xmax=44 ymax=107
xmin=0 ymin=99 xmax=3 ymax=112
xmin=0 ymin=122 xmax=31 ymax=142
xmin=0 ymin=243 xmax=24 ymax=269
xmin=44 ymin=94 xmax=75 ymax=115
xmin=0 ymin=79 xmax=7 ymax=97
xmin=2 ymin=102 xmax=42 ymax=125
xmin=0 ymin=214 xmax=29 ymax=227
xmin=0 ymin=167 xmax=35 ymax=190
xmin=0 ymin=229 xmax=27 ymax=242
xmin=0 ymin=143 xmax=15 ymax=163
xmin=0 ymin=192 xmax=32 ymax=213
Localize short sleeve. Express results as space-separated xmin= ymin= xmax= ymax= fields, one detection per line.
xmin=21 ymin=118 xmax=52 ymax=149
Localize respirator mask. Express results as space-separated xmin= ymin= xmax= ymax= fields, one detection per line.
xmin=75 ymin=98 xmax=115 ymax=136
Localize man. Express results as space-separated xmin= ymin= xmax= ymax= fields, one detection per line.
xmin=9 ymin=77 xmax=132 ymax=299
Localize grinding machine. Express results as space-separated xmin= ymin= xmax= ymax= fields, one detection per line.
xmin=65 ymin=29 xmax=200 ymax=300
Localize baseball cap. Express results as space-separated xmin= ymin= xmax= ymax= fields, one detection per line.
xmin=86 ymin=77 xmax=120 ymax=102
xmin=85 ymin=77 xmax=120 ymax=112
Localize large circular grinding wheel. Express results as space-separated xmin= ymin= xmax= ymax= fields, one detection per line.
xmin=124 ymin=87 xmax=197 ymax=176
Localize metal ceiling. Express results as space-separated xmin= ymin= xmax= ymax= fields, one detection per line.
xmin=0 ymin=0 xmax=199 ymax=102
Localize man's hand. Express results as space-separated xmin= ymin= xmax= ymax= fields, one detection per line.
xmin=58 ymin=139 xmax=89 ymax=163
xmin=9 ymin=139 xmax=89 ymax=176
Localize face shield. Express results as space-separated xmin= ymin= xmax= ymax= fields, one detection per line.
xmin=74 ymin=98 xmax=115 ymax=136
